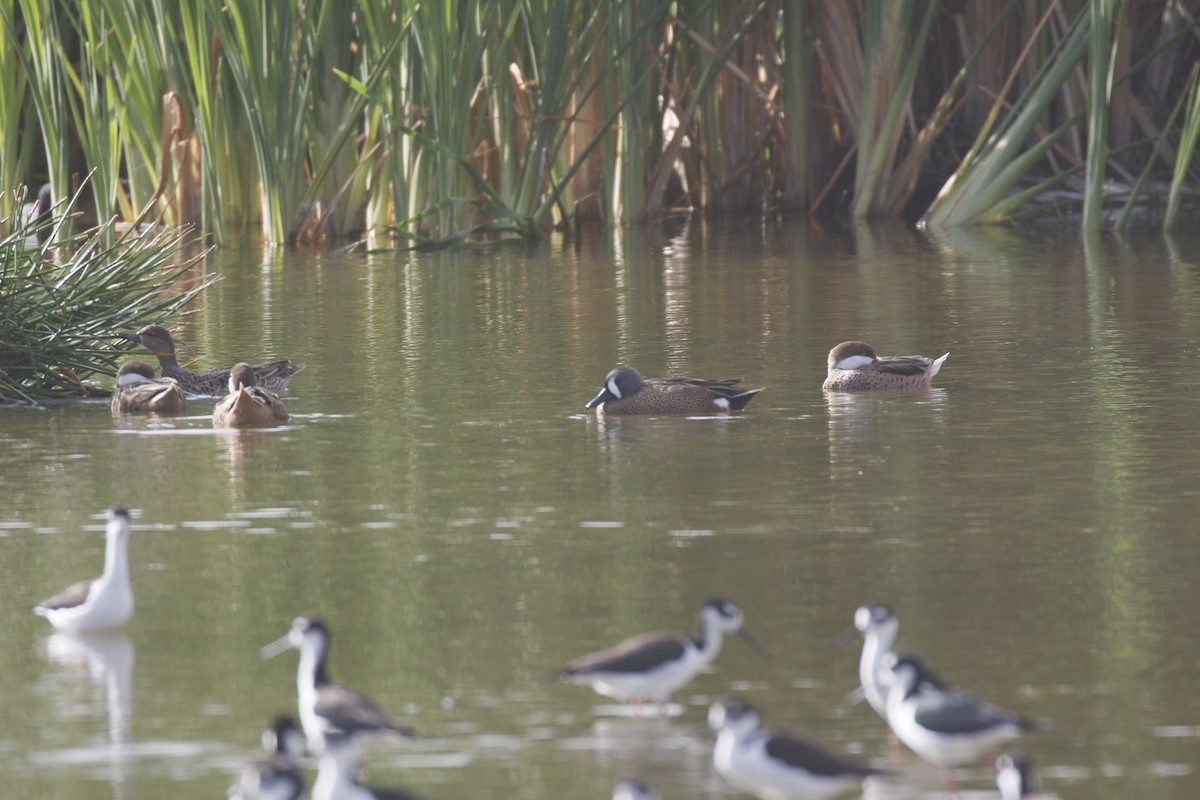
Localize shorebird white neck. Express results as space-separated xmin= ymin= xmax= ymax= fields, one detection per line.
xmin=859 ymin=622 xmax=896 ymax=716
xmin=312 ymin=738 xmax=375 ymax=800
xmin=295 ymin=634 xmax=327 ymax=745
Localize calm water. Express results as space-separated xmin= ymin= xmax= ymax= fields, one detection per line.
xmin=2 ymin=219 xmax=1199 ymax=800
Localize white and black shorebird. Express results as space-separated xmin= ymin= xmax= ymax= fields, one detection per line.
xmin=228 ymin=715 xmax=305 ymax=800
xmin=312 ymin=731 xmax=420 ymax=800
xmin=33 ymin=507 xmax=134 ymax=632
xmin=262 ymin=616 xmax=416 ymax=753
xmin=846 ymin=604 xmax=899 ymax=722
xmin=708 ymin=697 xmax=882 ymax=800
xmin=612 ymin=778 xmax=661 ymax=800
xmin=883 ymin=652 xmax=1040 ymax=792
xmin=996 ymin=752 xmax=1057 ymax=800
xmin=555 ymin=598 xmax=770 ymax=711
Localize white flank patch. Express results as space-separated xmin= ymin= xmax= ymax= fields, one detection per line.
xmin=713 ymin=397 xmax=730 ymax=409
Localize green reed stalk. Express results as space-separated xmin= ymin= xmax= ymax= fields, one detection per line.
xmin=0 ymin=0 xmax=32 ymax=229
xmin=780 ymin=0 xmax=811 ymax=208
xmin=1165 ymin=64 xmax=1200 ymax=230
xmin=100 ymin=0 xmax=173 ymax=220
xmin=204 ymin=0 xmax=315 ymax=244
xmin=852 ymin=0 xmax=938 ymax=218
xmin=921 ymin=6 xmax=1091 ymax=226
xmin=60 ymin=3 xmax=124 ymax=223
xmin=1082 ymin=0 xmax=1115 ymax=229
xmin=15 ymin=0 xmax=71 ymax=237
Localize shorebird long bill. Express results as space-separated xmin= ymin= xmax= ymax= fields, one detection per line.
xmin=260 ymin=634 xmax=295 ymax=659
xmin=738 ymin=627 xmax=772 ymax=659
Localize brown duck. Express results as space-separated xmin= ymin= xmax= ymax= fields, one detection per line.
xmin=110 ymin=360 xmax=186 ymax=415
xmin=118 ymin=324 xmax=304 ymax=396
xmin=822 ymin=341 xmax=948 ymax=391
xmin=212 ymin=363 xmax=290 ymax=427
xmin=586 ymin=367 xmax=762 ymax=415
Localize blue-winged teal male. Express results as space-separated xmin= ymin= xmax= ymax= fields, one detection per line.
xmin=586 ymin=366 xmax=762 ymax=415
xmin=822 ymin=341 xmax=948 ymax=391
xmin=110 ymin=360 xmax=186 ymax=415
xmin=212 ymin=363 xmax=290 ymax=428
xmin=118 ymin=324 xmax=304 ymax=396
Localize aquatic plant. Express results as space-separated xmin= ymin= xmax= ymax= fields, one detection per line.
xmin=0 ymin=183 xmax=213 ymax=404
xmin=3 ymin=0 xmax=1200 ymax=243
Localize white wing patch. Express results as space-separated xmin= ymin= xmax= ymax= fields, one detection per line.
xmin=834 ymin=354 xmax=875 ymax=370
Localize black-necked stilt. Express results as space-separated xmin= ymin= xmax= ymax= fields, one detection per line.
xmin=228 ymin=715 xmax=305 ymax=800
xmin=612 ymin=778 xmax=660 ymax=800
xmin=997 ymin=752 xmax=1056 ymax=800
xmin=845 ymin=604 xmax=899 ymax=722
xmin=312 ymin=731 xmax=420 ymax=800
xmin=555 ymin=598 xmax=769 ymax=711
xmin=708 ymin=697 xmax=881 ymax=800
xmin=883 ymin=652 xmax=1039 ymax=791
xmin=33 ymin=507 xmax=134 ymax=632
xmin=262 ymin=617 xmax=416 ymax=753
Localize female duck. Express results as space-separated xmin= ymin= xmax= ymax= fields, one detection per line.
xmin=213 ymin=363 xmax=289 ymax=428
xmin=110 ymin=360 xmax=186 ymax=415
xmin=119 ymin=323 xmax=304 ymax=396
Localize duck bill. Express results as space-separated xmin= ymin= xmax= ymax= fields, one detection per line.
xmin=585 ymin=387 xmax=614 ymax=409
xmin=116 ymin=331 xmax=141 ymax=344
xmin=738 ymin=627 xmax=772 ymax=660
xmin=259 ymin=633 xmax=294 ymax=659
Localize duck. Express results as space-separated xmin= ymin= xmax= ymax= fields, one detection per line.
xmin=261 ymin=616 xmax=416 ymax=754
xmin=212 ymin=363 xmax=289 ymax=428
xmin=34 ymin=506 xmax=134 ymax=632
xmin=227 ymin=715 xmax=305 ymax=800
xmin=555 ymin=598 xmax=770 ymax=712
xmin=586 ymin=366 xmax=762 ymax=415
xmin=117 ymin=323 xmax=304 ymax=395
xmin=709 ymin=697 xmax=882 ymax=800
xmin=110 ymin=360 xmax=186 ymax=415
xmin=822 ymin=341 xmax=948 ymax=391
xmin=883 ymin=652 xmax=1040 ymax=793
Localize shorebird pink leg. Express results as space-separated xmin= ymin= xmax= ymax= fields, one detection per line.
xmin=943 ymin=768 xmax=960 ymax=799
